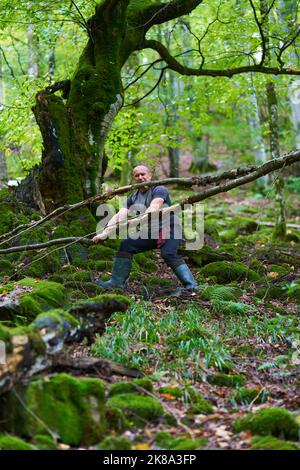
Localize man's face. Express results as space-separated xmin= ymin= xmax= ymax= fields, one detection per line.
xmin=133 ymin=166 xmax=152 ymax=188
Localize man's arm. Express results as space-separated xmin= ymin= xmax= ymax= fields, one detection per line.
xmin=145 ymin=197 xmax=164 ymax=212
xmin=92 ymin=207 xmax=129 ymax=243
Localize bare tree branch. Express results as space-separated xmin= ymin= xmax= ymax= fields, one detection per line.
xmin=141 ymin=39 xmax=300 ymax=76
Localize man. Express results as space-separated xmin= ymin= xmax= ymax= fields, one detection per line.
xmin=92 ymin=164 xmax=197 ymax=290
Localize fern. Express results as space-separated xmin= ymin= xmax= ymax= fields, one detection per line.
xmin=200 ymin=285 xmax=242 ymax=302
xmin=212 ymin=300 xmax=254 ymax=315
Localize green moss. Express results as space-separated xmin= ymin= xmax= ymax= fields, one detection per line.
xmin=33 ymin=308 xmax=80 ymax=329
xmin=105 ymin=405 xmax=131 ymax=433
xmin=186 ymin=245 xmax=236 ymax=267
xmin=159 ymin=386 xmax=183 ymax=399
xmin=33 ymin=434 xmax=57 ymax=450
xmin=14 ymin=279 xmax=67 ymax=321
xmin=4 ymin=373 xmax=106 ymax=446
xmin=267 ymin=264 xmax=292 ymax=277
xmin=255 ymin=285 xmax=286 ymax=300
xmin=146 ymin=277 xmax=174 ymax=288
xmin=72 ymin=293 xmax=131 ymax=315
xmin=183 ymin=387 xmax=213 ymax=414
xmin=155 ymin=431 xmax=207 ymax=450
xmin=88 ymin=245 xmax=115 ymax=261
xmin=199 ymin=261 xmax=260 ymax=283
xmin=134 ymin=253 xmax=157 ymax=273
xmin=0 ymin=259 xmax=15 ymax=277
xmin=249 ymin=259 xmax=266 ymax=275
xmin=230 ymin=388 xmax=268 ymax=405
xmin=0 ymin=434 xmax=36 ymax=450
xmin=65 ymin=270 xmax=92 ymax=282
xmin=250 ymin=436 xmax=300 ymax=450
xmin=0 ymin=324 xmax=12 ymax=352
xmin=87 ymin=260 xmax=113 ymax=271
xmin=233 ymin=408 xmax=299 ymax=440
xmin=99 ymin=435 xmax=132 ymax=450
xmin=229 ymin=216 xmax=258 ymax=234
xmin=64 ymin=281 xmax=104 ymax=296
xmin=107 ymin=394 xmax=164 ymax=427
xmin=109 ymin=378 xmax=153 ymax=397
xmin=207 ymin=373 xmax=246 ymax=387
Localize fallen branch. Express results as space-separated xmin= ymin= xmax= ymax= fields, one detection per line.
xmin=3 ymin=150 xmax=297 ymax=246
xmin=1 ymin=149 xmax=299 ymax=255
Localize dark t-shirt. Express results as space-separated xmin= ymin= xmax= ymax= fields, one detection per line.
xmin=124 ymin=185 xmax=178 ymax=239
xmin=126 ymin=185 xmax=171 ymax=209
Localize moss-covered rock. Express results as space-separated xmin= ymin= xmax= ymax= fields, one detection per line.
xmin=33 ymin=434 xmax=57 ymax=450
xmin=146 ymin=277 xmax=174 ymax=288
xmin=250 ymin=436 xmax=300 ymax=450
xmin=0 ymin=434 xmax=36 ymax=450
xmin=88 ymin=245 xmax=115 ymax=261
xmin=109 ymin=378 xmax=153 ymax=397
xmin=255 ymin=285 xmax=286 ymax=300
xmin=71 ymin=293 xmax=131 ymax=316
xmin=87 ymin=260 xmax=113 ymax=272
xmin=134 ymin=253 xmax=157 ymax=273
xmin=64 ymin=281 xmax=104 ymax=296
xmin=207 ymin=373 xmax=246 ymax=387
xmin=107 ymin=393 xmax=164 ymax=427
xmin=3 ymin=373 xmax=106 ymax=446
xmin=105 ymin=404 xmax=131 ymax=433
xmin=20 ymin=252 xmax=61 ymax=278
xmin=0 ymin=259 xmax=15 ymax=277
xmin=183 ymin=386 xmax=214 ymax=414
xmin=155 ymin=431 xmax=207 ymax=450
xmin=99 ymin=435 xmax=132 ymax=450
xmin=159 ymin=386 xmax=183 ymax=399
xmin=199 ymin=261 xmax=260 ymax=283
xmin=3 ymin=278 xmax=69 ymax=322
xmin=186 ymin=245 xmax=236 ymax=267
xmin=233 ymin=408 xmax=299 ymax=440
xmin=230 ymin=388 xmax=268 ymax=405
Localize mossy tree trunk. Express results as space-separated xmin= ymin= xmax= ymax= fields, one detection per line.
xmin=19 ymin=0 xmax=202 ymax=211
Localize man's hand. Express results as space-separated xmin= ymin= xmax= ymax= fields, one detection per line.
xmin=92 ymin=228 xmax=110 ymax=243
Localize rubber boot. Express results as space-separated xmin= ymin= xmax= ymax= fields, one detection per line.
xmin=96 ymin=255 xmax=132 ymax=290
xmin=172 ymin=262 xmax=197 ymax=289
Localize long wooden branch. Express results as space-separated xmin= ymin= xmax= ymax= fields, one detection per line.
xmin=142 ymin=39 xmax=300 ymax=77
xmin=0 ymin=156 xmax=284 ymax=246
xmin=1 ymin=149 xmax=299 ymax=255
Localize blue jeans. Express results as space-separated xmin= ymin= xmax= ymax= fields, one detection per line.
xmin=117 ymin=236 xmax=184 ymax=269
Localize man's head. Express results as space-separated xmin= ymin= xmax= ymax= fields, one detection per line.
xmin=132 ymin=165 xmax=152 ymax=191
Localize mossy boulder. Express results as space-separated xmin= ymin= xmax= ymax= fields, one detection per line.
xmin=183 ymin=386 xmax=214 ymax=414
xmin=250 ymin=436 xmax=300 ymax=450
xmin=199 ymin=261 xmax=260 ymax=283
xmin=0 ymin=434 xmax=36 ymax=450
xmin=87 ymin=260 xmax=113 ymax=272
xmin=99 ymin=435 xmax=132 ymax=450
xmin=230 ymin=388 xmax=268 ymax=405
xmin=0 ymin=259 xmax=15 ymax=277
xmin=109 ymin=378 xmax=153 ymax=397
xmin=64 ymin=281 xmax=104 ymax=296
xmin=20 ymin=252 xmax=61 ymax=278
xmin=255 ymin=285 xmax=287 ymax=300
xmin=186 ymin=245 xmax=236 ymax=267
xmin=155 ymin=431 xmax=207 ymax=450
xmin=207 ymin=373 xmax=246 ymax=387
xmin=33 ymin=434 xmax=57 ymax=450
xmin=88 ymin=245 xmax=115 ymax=261
xmin=134 ymin=253 xmax=157 ymax=273
xmin=70 ymin=293 xmax=131 ymax=316
xmin=18 ymin=278 xmax=68 ymax=320
xmin=2 ymin=373 xmax=106 ymax=446
xmin=105 ymin=405 xmax=131 ymax=433
xmin=107 ymin=393 xmax=164 ymax=427
xmin=228 ymin=216 xmax=258 ymax=234
xmin=233 ymin=408 xmax=299 ymax=440
xmin=159 ymin=386 xmax=183 ymax=399
xmin=146 ymin=277 xmax=174 ymax=288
